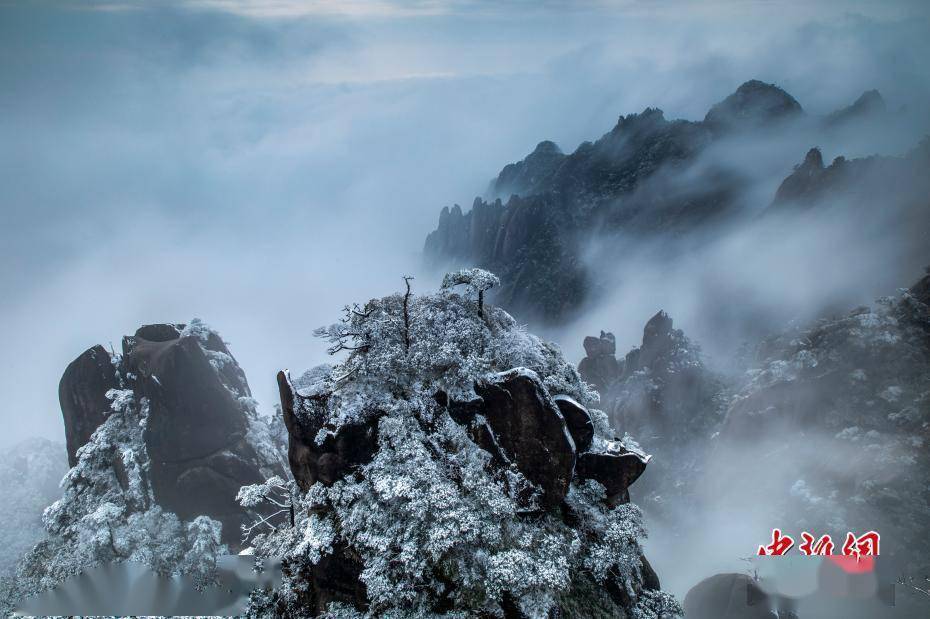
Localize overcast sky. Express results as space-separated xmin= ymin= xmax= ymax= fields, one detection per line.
xmin=2 ymin=0 xmax=930 ymax=448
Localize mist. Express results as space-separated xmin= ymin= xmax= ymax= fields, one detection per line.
xmin=0 ymin=2 xmax=928 ymax=442
xmin=4 ymin=2 xmax=930 ymax=616
xmin=3 ymin=0 xmax=930 ymax=530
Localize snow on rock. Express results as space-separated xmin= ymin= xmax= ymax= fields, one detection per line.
xmin=243 ymin=274 xmax=674 ymax=618
xmin=59 ymin=344 xmax=120 ymax=467
xmin=56 ymin=321 xmax=287 ymax=550
xmin=471 ymin=368 xmax=577 ymax=508
xmin=1 ymin=388 xmax=226 ymax=615
xmin=553 ymin=394 xmax=595 ymax=453
xmin=278 ymin=369 xmax=379 ymax=491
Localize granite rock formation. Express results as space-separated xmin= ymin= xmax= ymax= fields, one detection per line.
xmin=577 ymin=331 xmax=621 ymax=400
xmin=58 ymin=322 xmax=285 ymax=547
xmin=276 ymin=362 xmax=653 ymax=615
xmin=770 ymin=137 xmax=930 ymax=210
xmin=423 ymin=80 xmax=925 ymax=324
xmin=59 ymin=345 xmax=119 ymax=468
xmin=277 ymin=369 xmax=379 ymax=492
xmin=281 ymin=367 xmax=649 ymax=513
xmin=579 ymin=311 xmax=724 ymax=447
xmin=423 ymin=80 xmax=801 ymax=322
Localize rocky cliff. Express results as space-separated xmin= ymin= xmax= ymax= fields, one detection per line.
xmin=577 ymin=312 xmax=726 ymax=520
xmin=242 ymin=274 xmax=678 ymax=618
xmin=583 ymin=311 xmax=725 ymax=449
xmin=716 ymin=271 xmax=930 ymax=570
xmin=423 ymin=100 xmax=735 ymax=321
xmin=770 ymin=137 xmax=930 ymax=210
xmin=58 ymin=321 xmax=286 ymax=547
xmin=580 ymin=269 xmax=930 ymax=611
xmin=423 ymin=81 xmax=919 ymax=324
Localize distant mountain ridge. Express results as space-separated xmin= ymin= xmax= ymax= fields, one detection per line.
xmin=423 ymin=80 xmax=911 ymax=323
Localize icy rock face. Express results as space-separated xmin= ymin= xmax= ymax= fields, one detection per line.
xmin=554 ymin=394 xmax=595 ymax=453
xmin=472 ymin=370 xmax=577 ymax=508
xmin=278 ymin=369 xmax=379 ymax=491
xmin=440 ymin=371 xmax=649 ymax=510
xmin=57 ymin=321 xmax=285 ymax=547
xmin=254 ymin=274 xmax=676 ymax=618
xmin=576 ymin=443 xmax=650 ymax=508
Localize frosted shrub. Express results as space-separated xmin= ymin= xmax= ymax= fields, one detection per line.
xmin=3 ymin=382 xmax=225 ymax=614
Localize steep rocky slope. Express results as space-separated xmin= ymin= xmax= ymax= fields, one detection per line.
xmin=424 ymin=80 xmax=922 ymax=324
xmin=240 ymin=271 xmax=678 ymax=618
xmin=579 ymin=269 xmax=930 ymax=612
xmin=58 ymin=320 xmax=287 ymax=547
xmin=3 ymin=320 xmax=288 ymax=614
xmin=770 ymin=138 xmax=930 ymax=211
xmin=716 ymin=271 xmax=930 ymax=570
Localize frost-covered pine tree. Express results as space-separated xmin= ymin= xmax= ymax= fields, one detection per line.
xmin=2 ymin=376 xmax=225 ymax=614
xmin=241 ymin=271 xmax=681 ymax=618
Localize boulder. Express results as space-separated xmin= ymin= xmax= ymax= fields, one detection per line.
xmin=584 ymin=331 xmax=616 ymax=357
xmin=473 ymin=370 xmax=577 ymax=508
xmin=553 ymin=395 xmax=594 ymax=453
xmin=59 ymin=323 xmax=283 ymax=548
xmin=276 ymin=371 xmax=379 ymax=491
xmin=123 ymin=325 xmax=272 ymax=545
xmin=59 ymin=345 xmax=119 ymax=467
xmin=439 ymin=370 xmax=653 ymax=510
xmin=575 ymin=441 xmax=650 ymax=506
xmin=683 ymin=573 xmax=774 ymax=619
xmin=436 ymin=370 xmax=578 ymax=509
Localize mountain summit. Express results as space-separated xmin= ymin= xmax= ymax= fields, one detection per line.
xmin=423 ymin=80 xmax=925 ymax=324
xmin=703 ymin=79 xmax=803 ymax=130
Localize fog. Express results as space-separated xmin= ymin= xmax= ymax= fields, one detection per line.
xmin=3 ymin=1 xmax=930 ymax=614
xmin=558 ymin=121 xmax=930 ymax=369
xmin=2 ymin=0 xmax=930 ymax=565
